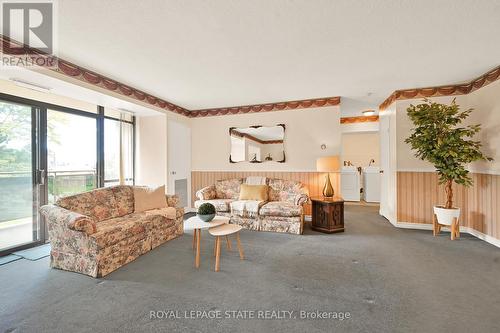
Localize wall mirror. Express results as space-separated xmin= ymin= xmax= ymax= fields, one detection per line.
xmin=229 ymin=124 xmax=285 ymax=163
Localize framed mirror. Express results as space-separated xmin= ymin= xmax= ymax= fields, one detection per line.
xmin=229 ymin=124 xmax=285 ymax=163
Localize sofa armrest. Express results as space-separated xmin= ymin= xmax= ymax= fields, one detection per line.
xmin=195 ymin=185 xmax=216 ymax=200
xmin=166 ymin=194 xmax=180 ymax=208
xmin=294 ymin=187 xmax=310 ymax=206
xmin=39 ymin=204 xmax=97 ymax=235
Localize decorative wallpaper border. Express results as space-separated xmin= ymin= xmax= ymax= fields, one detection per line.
xmin=340 ymin=115 xmax=379 ymax=124
xmin=4 ymin=34 xmax=498 ymax=117
xmin=379 ymin=66 xmax=500 ymax=110
xmin=189 ymin=96 xmax=341 ymax=118
xmin=0 ymin=35 xmax=191 ymax=117
xmin=0 ymin=34 xmax=340 ymax=118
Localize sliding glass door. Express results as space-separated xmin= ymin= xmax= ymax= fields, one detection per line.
xmin=47 ymin=110 xmax=97 ymax=203
xmin=0 ymin=94 xmax=135 ymax=256
xmin=0 ymin=100 xmax=40 ymax=252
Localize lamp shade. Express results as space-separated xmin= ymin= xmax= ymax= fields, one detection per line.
xmin=316 ymin=156 xmax=340 ymax=172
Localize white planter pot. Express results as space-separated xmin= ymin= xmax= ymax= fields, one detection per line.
xmin=433 ymin=205 xmax=460 ymax=226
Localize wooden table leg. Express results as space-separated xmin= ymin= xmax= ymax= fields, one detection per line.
xmin=213 ymin=236 xmax=218 ymax=257
xmin=451 ymin=217 xmax=459 ymax=240
xmin=192 ymin=229 xmax=196 ymax=250
xmin=432 ymin=214 xmax=437 ymax=236
xmin=236 ymin=232 xmax=244 ymax=260
xmin=225 ymin=236 xmax=232 ymax=250
xmin=215 ymin=236 xmax=221 ymax=272
xmin=195 ymin=229 xmax=201 ymax=268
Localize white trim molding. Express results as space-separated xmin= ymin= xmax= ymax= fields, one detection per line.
xmin=394 ymin=221 xmax=500 ymax=248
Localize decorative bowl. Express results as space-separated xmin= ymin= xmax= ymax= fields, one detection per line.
xmin=197 ymin=213 xmax=215 ymax=222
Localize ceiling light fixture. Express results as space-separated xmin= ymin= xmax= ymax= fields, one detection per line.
xmin=9 ymin=78 xmax=52 ymax=93
xmin=362 ymin=109 xmax=376 ymax=116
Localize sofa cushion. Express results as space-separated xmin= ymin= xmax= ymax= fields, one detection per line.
xmin=110 ymin=185 xmax=134 ymax=216
xmin=56 ymin=187 xmax=119 ymax=222
xmin=91 ymin=214 xmax=153 ymax=249
xmin=230 ymin=200 xmax=266 ymax=218
xmin=215 ymin=178 xmax=243 ymax=199
xmin=259 ymin=201 xmax=302 ymax=217
xmin=195 ymin=199 xmax=233 ymax=212
xmin=239 ymin=184 xmax=268 ymax=201
xmin=196 ymin=185 xmax=217 ymax=200
xmin=267 ymin=179 xmax=304 ymax=203
xmin=134 ymin=185 xmax=167 ymax=212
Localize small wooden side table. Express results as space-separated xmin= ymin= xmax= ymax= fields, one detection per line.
xmin=209 ymin=224 xmax=244 ymax=272
xmin=310 ymin=196 xmax=345 ymax=233
xmin=184 ymin=216 xmax=229 ymax=268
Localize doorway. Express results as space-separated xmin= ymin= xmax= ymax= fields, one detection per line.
xmin=0 ymin=100 xmax=41 ymax=252
xmin=167 ymin=119 xmax=191 ymax=210
xmin=0 ymin=94 xmax=101 ymax=255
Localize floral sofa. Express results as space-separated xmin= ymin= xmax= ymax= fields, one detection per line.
xmin=195 ymin=178 xmax=309 ymax=234
xmin=39 ymin=186 xmax=184 ymax=278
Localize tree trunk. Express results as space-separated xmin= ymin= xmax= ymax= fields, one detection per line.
xmin=444 ymin=179 xmax=453 ymax=209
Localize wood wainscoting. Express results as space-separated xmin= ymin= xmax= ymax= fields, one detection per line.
xmin=397 ymin=171 xmax=500 ymax=240
xmin=191 ymin=171 xmax=341 ymax=216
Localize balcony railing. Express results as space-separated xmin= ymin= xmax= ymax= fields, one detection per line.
xmin=0 ymin=169 xmax=96 ymax=223
xmin=48 ymin=170 xmax=97 ymax=203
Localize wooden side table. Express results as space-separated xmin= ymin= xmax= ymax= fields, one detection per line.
xmin=310 ymin=196 xmax=345 ymax=233
xmin=209 ymin=224 xmax=244 ymax=272
xmin=184 ymin=216 xmax=229 ymax=268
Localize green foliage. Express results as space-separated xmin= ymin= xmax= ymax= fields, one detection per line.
xmin=405 ymin=99 xmax=492 ymax=187
xmin=197 ymin=202 xmax=216 ymax=215
xmin=0 ymin=103 xmax=32 ymax=172
xmin=0 ymin=102 xmax=68 ymax=172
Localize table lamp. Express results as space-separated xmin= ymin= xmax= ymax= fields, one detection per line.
xmin=316 ymin=156 xmax=340 ymax=198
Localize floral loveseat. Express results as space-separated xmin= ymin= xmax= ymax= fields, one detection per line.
xmin=195 ymin=178 xmax=308 ymax=234
xmin=40 ymin=186 xmax=183 ymax=277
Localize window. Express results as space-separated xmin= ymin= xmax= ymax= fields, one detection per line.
xmin=104 ymin=110 xmax=134 ymax=186
xmin=47 ymin=110 xmax=97 ymax=203
xmin=0 ymin=93 xmax=135 ymax=255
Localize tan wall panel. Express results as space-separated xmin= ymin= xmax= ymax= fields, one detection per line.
xmin=397 ymin=171 xmax=500 ymax=240
xmin=191 ymin=171 xmax=340 ymax=215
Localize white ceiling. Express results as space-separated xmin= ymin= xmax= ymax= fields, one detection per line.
xmin=49 ymin=0 xmax=500 ymax=115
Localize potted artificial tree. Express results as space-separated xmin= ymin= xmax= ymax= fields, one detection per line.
xmin=405 ymin=99 xmax=492 ymax=237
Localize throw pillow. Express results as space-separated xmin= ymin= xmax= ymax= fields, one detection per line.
xmin=239 ymin=184 xmax=268 ymax=201
xmin=134 ymin=185 xmax=167 ymax=212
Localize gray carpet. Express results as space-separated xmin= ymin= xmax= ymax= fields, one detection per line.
xmin=1 ymin=205 xmax=499 ymax=333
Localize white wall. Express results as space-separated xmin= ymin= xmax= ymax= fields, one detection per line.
xmin=136 ymin=115 xmax=168 ymax=187
xmin=341 ymin=121 xmax=379 ymax=133
xmin=191 ymin=106 xmax=341 ymax=171
xmin=341 ymin=132 xmax=380 ymax=167
xmin=466 ymin=80 xmax=500 ymax=174
xmin=395 ymin=95 xmax=468 ymax=171
xmin=394 ymin=87 xmax=500 ymax=174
